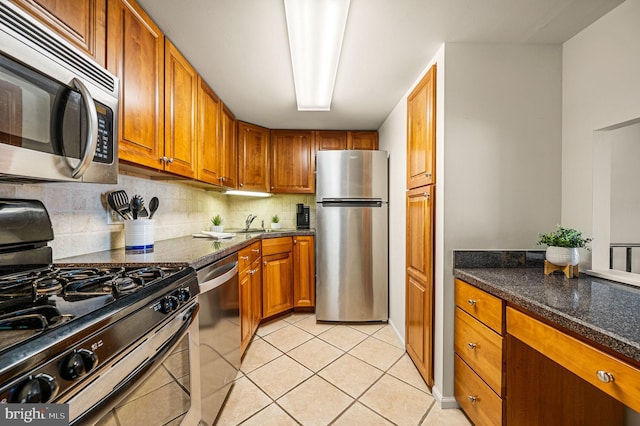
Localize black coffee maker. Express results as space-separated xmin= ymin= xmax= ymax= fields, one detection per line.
xmin=296 ymin=203 xmax=310 ymax=229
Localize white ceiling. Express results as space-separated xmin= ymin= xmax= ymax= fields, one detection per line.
xmin=137 ymin=0 xmax=623 ymax=130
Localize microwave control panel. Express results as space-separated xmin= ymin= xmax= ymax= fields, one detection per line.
xmin=93 ymin=103 xmax=114 ymax=164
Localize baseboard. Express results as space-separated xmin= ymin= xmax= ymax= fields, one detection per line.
xmin=432 ymin=385 xmax=460 ymax=409
xmin=387 ymin=318 xmax=405 ymax=347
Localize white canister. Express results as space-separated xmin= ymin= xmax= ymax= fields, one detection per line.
xmin=124 ymin=219 xmax=155 ymax=252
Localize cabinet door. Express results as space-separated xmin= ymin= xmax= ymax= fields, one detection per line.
xmin=262 ymin=252 xmax=293 ymax=318
xmin=238 ymin=121 xmax=270 ymax=192
xmin=197 ymin=77 xmax=222 ymax=185
xmin=219 ymin=104 xmax=238 ymax=189
xmin=239 ymin=268 xmax=252 ymax=354
xmin=405 ymin=185 xmax=435 ymax=387
xmin=12 ymin=0 xmax=106 ymax=66
xmin=293 ymin=236 xmax=315 ymax=307
xmin=316 ymin=130 xmax=347 ymax=150
xmin=250 ymin=258 xmax=262 ymax=334
xmin=270 ymin=130 xmax=315 ymax=193
xmin=107 ymin=0 xmax=164 ymax=169
xmin=347 ymin=131 xmax=378 ymax=150
xmin=164 ymin=39 xmax=197 ymax=178
xmin=407 ymin=64 xmax=436 ymax=189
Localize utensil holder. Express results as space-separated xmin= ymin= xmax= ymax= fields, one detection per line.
xmin=124 ymin=219 xmax=155 ymax=252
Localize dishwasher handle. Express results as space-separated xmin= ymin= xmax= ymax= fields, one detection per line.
xmin=198 ymin=261 xmax=238 ymax=293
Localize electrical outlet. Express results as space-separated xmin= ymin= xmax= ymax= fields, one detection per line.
xmin=107 ymin=210 xmax=123 ymax=225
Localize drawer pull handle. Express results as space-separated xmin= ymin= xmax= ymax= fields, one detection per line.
xmin=596 ymin=370 xmax=614 ymax=383
xmin=467 ymin=299 xmax=476 ymax=306
xmin=467 ymin=342 xmax=477 ymax=350
xmin=240 ymin=256 xmax=249 ymax=261
xmin=252 ymin=249 xmax=260 ymax=253
xmin=467 ymin=395 xmax=478 ymax=403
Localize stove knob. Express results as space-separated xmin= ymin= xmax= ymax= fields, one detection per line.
xmin=10 ymin=374 xmax=58 ymax=403
xmin=61 ymin=349 xmax=98 ymax=380
xmin=175 ymin=288 xmax=191 ymax=303
xmin=160 ymin=296 xmax=179 ymax=314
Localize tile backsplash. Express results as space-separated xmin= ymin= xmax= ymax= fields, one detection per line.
xmin=0 ymin=176 xmax=315 ymax=260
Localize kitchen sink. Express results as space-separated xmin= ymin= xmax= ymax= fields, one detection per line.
xmin=226 ymin=228 xmax=292 ymax=234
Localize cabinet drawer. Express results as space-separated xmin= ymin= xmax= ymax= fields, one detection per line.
xmin=455 ymin=355 xmax=502 ymax=426
xmin=455 ymin=279 xmax=503 ymax=334
xmin=507 ymin=307 xmax=640 ymax=413
xmin=455 ymin=308 xmax=504 ymax=396
xmin=262 ymin=237 xmax=293 ymax=256
xmin=239 ymin=242 xmax=261 ymax=270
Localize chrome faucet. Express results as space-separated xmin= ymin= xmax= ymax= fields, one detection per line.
xmin=245 ymin=214 xmax=257 ymax=230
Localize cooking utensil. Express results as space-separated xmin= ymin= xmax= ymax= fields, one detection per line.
xmin=130 ymin=195 xmax=144 ymax=220
xmin=148 ymin=197 xmax=159 ymax=219
xmin=107 ymin=190 xmax=131 ymax=220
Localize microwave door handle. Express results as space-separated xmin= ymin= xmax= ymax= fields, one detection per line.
xmin=69 ymin=78 xmax=98 ymax=179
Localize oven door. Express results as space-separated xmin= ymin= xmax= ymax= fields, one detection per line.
xmin=66 ymin=302 xmax=200 ymax=426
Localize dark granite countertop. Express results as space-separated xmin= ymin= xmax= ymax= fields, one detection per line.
xmin=56 ymin=229 xmax=315 ymax=270
xmin=454 ymin=267 xmax=640 ymax=364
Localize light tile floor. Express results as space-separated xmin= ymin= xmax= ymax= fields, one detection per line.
xmin=216 ymin=313 xmax=472 ymax=426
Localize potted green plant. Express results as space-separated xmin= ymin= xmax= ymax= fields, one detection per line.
xmin=536 ymin=225 xmax=592 ymax=266
xmin=271 ymin=214 xmax=281 ymax=230
xmin=210 ymin=214 xmax=224 ymax=233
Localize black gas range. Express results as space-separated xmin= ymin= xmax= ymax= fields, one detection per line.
xmin=0 ymin=199 xmax=199 ymax=424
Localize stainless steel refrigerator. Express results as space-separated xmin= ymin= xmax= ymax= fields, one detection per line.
xmin=316 ymin=150 xmax=389 ymax=322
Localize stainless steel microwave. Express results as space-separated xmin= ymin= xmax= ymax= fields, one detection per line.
xmin=0 ymin=2 xmax=118 ymax=184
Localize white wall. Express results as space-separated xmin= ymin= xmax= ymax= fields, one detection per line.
xmin=562 ymin=0 xmax=640 ymax=241
xmin=379 ymin=42 xmax=563 ymax=405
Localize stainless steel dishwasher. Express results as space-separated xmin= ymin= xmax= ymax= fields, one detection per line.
xmin=196 ymin=253 xmax=240 ymax=426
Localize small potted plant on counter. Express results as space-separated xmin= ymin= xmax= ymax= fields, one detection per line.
xmin=537 ymin=225 xmax=592 ymax=267
xmin=210 ymin=214 xmax=224 ymax=233
xmin=271 ymin=214 xmax=281 ymax=230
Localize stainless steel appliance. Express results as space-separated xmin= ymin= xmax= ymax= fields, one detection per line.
xmin=0 ymin=199 xmax=200 ymax=425
xmin=196 ymin=254 xmax=241 ymax=426
xmin=296 ymin=203 xmax=310 ymax=229
xmin=316 ymin=150 xmax=389 ymax=322
xmin=0 ymin=2 xmax=119 ymax=183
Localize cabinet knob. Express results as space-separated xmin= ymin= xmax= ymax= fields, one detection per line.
xmin=168 ymin=157 xmax=174 ymax=163
xmin=425 ymin=172 xmax=432 ymax=178
xmin=596 ymin=370 xmax=614 ymax=383
xmin=160 ymin=156 xmax=168 ymax=163
xmin=240 ymin=183 xmax=244 ymax=187
xmin=271 ymin=186 xmax=274 ymax=190
xmin=467 ymin=395 xmax=478 ymax=403
xmin=423 ymin=192 xmax=430 ymax=199
xmin=467 ymin=299 xmax=477 ymax=306
xmin=293 ymin=239 xmax=297 ymax=244
xmin=264 ymin=260 xmax=267 ymax=266
xmin=467 ymin=342 xmax=477 ymax=350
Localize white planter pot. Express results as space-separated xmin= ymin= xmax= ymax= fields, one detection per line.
xmin=545 ymin=246 xmax=580 ymax=266
xmin=210 ymin=225 xmax=224 ymax=233
xmin=271 ymin=222 xmax=281 ymax=229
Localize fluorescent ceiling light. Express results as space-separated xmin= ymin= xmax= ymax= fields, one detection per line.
xmin=225 ymin=190 xmax=272 ymax=198
xmin=284 ymin=0 xmax=350 ymax=111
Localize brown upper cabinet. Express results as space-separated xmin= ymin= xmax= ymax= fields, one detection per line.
xmin=219 ymin=104 xmax=238 ymax=188
xmin=107 ymin=0 xmax=164 ymax=170
xmin=407 ymin=64 xmax=436 ymax=189
xmin=316 ymin=131 xmax=347 ymax=150
xmin=238 ymin=121 xmax=270 ymax=192
xmin=348 ymin=131 xmax=378 ymax=150
xmin=197 ymin=80 xmax=237 ymax=188
xmin=197 ymin=77 xmax=222 ymax=185
xmin=164 ymin=39 xmax=198 ymax=178
xmin=270 ymin=130 xmax=315 ymax=193
xmin=11 ymin=0 xmax=107 ymax=67
xmin=316 ymin=130 xmax=378 ymax=151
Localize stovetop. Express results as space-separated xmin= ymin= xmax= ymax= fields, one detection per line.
xmin=0 ymin=265 xmax=183 ymax=354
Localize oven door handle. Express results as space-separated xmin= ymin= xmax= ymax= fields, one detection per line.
xmin=70 ymin=303 xmax=199 ymax=426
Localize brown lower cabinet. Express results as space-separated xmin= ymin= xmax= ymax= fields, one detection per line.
xmin=454 ymin=279 xmax=627 ymax=425
xmin=239 ymin=242 xmax=261 ymax=354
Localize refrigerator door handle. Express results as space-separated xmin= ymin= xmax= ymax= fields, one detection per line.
xmin=320 ymin=200 xmax=383 ymax=207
